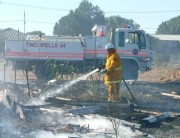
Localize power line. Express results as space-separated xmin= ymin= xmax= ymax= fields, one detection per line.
xmin=0 ymin=20 xmax=54 ymax=24
xmin=0 ymin=20 xmax=22 ymax=22
xmin=1 ymin=1 xmax=180 ymax=13
xmin=26 ymin=20 xmax=54 ymax=24
xmin=0 ymin=1 xmax=70 ymax=11
xmin=105 ymin=10 xmax=180 ymax=14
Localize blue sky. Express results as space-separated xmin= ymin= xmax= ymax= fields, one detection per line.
xmin=0 ymin=0 xmax=180 ymax=35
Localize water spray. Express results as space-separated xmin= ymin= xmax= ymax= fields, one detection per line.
xmin=40 ymin=68 xmax=100 ymax=100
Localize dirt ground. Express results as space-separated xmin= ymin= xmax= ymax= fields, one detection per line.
xmin=130 ymin=65 xmax=180 ymax=138
xmin=0 ymin=64 xmax=180 ymax=138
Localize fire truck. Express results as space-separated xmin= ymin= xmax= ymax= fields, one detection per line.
xmin=5 ymin=25 xmax=153 ymax=80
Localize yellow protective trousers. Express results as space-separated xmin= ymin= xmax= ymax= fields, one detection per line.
xmin=107 ymin=83 xmax=120 ymax=102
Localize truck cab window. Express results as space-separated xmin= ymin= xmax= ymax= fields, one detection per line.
xmin=128 ymin=32 xmax=146 ymax=50
xmin=128 ymin=33 xmax=139 ymax=44
xmin=139 ymin=33 xmax=146 ymax=49
xmin=118 ymin=32 xmax=124 ymax=47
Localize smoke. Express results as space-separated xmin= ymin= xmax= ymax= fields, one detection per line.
xmin=0 ymin=67 xmax=141 ymax=138
xmin=30 ymin=131 xmax=69 ymax=138
xmin=0 ymin=102 xmax=21 ymax=138
xmin=67 ymin=115 xmax=137 ymax=137
xmin=26 ymin=96 xmax=46 ymax=105
xmin=150 ymin=38 xmax=180 ymax=65
xmin=29 ymin=114 xmax=138 ymax=138
xmin=0 ymin=88 xmax=141 ymax=138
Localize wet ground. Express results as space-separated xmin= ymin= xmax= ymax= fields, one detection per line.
xmin=0 ymin=64 xmax=180 ymax=138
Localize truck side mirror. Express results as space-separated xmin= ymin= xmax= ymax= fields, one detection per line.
xmin=110 ymin=28 xmax=115 ymax=45
xmin=138 ymin=44 xmax=142 ymax=51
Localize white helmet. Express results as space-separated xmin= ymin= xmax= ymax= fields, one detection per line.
xmin=105 ymin=43 xmax=114 ymax=50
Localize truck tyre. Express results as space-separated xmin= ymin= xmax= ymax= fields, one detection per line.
xmin=122 ymin=61 xmax=138 ymax=81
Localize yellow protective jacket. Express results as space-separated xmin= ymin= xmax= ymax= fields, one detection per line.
xmin=104 ymin=49 xmax=122 ymax=84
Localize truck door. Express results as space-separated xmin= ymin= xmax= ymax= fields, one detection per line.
xmin=127 ymin=31 xmax=141 ymax=55
xmin=114 ymin=30 xmax=142 ymax=56
xmin=114 ymin=31 xmax=126 ymax=56
xmin=115 ymin=31 xmax=140 ymax=80
xmin=115 ymin=30 xmax=144 ymax=56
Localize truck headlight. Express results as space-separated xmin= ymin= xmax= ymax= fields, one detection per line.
xmin=142 ymin=57 xmax=151 ymax=61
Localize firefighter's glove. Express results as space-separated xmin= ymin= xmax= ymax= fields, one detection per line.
xmin=98 ymin=65 xmax=105 ymax=71
xmin=100 ymin=69 xmax=107 ymax=74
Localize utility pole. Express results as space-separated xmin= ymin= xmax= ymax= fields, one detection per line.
xmin=24 ymin=10 xmax=26 ymax=35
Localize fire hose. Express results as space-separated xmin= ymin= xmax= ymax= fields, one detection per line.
xmin=98 ymin=65 xmax=139 ymax=105
xmin=122 ymin=77 xmax=138 ymax=105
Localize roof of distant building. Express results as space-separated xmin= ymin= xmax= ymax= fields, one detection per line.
xmin=151 ymin=34 xmax=180 ymax=41
xmin=0 ymin=28 xmax=26 ymax=40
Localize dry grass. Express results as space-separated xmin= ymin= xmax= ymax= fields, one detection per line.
xmin=139 ymin=65 xmax=180 ymax=82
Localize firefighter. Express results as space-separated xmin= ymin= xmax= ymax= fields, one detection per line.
xmin=99 ymin=43 xmax=122 ymax=102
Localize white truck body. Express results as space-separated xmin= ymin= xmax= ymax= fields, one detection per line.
xmin=6 ymin=40 xmax=84 ymax=60
xmin=6 ymin=36 xmax=108 ymax=60
xmin=5 ymin=27 xmax=153 ymax=80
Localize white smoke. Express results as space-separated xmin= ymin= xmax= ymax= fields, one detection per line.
xmin=34 ymin=131 xmax=69 ymax=138
xmin=65 ymin=114 xmax=137 ymax=137
xmin=31 ymin=114 xmax=139 ymax=138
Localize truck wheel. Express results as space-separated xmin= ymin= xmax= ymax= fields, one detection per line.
xmin=122 ymin=62 xmax=138 ymax=81
xmin=35 ymin=62 xmax=55 ymax=81
xmin=131 ymin=64 xmax=138 ymax=81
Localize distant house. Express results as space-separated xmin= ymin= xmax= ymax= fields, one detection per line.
xmin=151 ymin=34 xmax=180 ymax=47
xmin=150 ymin=34 xmax=180 ymax=64
xmin=0 ymin=28 xmax=26 ymax=56
xmin=0 ymin=28 xmax=26 ymax=40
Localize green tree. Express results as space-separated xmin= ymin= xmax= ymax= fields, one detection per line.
xmin=105 ymin=16 xmax=140 ymax=39
xmin=156 ymin=15 xmax=180 ymax=34
xmin=53 ymin=0 xmax=139 ymax=36
xmin=106 ymin=15 xmax=140 ymax=30
xmin=26 ymin=31 xmax=45 ymax=35
xmin=53 ymin=0 xmax=105 ymax=36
